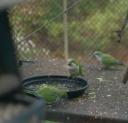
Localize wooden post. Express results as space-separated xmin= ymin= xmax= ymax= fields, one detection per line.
xmin=63 ymin=0 xmax=69 ymax=62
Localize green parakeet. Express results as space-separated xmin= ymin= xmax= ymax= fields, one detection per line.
xmin=36 ymin=85 xmax=67 ymax=104
xmin=93 ymin=51 xmax=124 ymax=69
xmin=67 ymin=58 xmax=84 ymax=77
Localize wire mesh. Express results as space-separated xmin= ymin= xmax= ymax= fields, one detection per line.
xmin=9 ymin=0 xmax=128 ymax=76
xmin=7 ymin=1 xmax=128 ymax=122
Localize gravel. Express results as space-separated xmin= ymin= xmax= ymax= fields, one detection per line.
xmin=20 ymin=57 xmax=128 ymax=121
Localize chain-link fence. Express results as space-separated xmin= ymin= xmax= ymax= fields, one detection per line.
xmin=9 ymin=0 xmax=128 ymax=75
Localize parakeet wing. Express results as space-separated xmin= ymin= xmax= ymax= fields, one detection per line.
xmin=102 ymin=54 xmax=121 ymax=65
xmin=78 ymin=64 xmax=84 ymax=76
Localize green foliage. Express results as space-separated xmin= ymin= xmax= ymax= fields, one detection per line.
xmin=10 ymin=0 xmax=128 ymax=58
xmin=46 ymin=22 xmax=63 ymax=37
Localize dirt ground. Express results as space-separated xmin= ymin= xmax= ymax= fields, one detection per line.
xmin=20 ymin=57 xmax=128 ymax=122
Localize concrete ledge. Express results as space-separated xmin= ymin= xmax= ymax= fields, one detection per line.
xmin=21 ymin=63 xmax=128 ymax=123
xmin=46 ymin=110 xmax=128 ymax=123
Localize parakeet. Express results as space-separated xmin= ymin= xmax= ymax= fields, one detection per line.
xmin=93 ymin=51 xmax=124 ymax=69
xmin=67 ymin=58 xmax=84 ymax=77
xmin=36 ymin=85 xmax=67 ymax=104
xmin=122 ymin=67 xmax=128 ymax=84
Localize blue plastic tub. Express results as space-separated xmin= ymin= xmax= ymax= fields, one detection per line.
xmin=23 ymin=75 xmax=89 ymax=99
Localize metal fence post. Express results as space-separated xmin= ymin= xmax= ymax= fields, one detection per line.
xmin=63 ymin=0 xmax=69 ymax=62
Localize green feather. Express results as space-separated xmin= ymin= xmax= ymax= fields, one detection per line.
xmin=94 ymin=51 xmax=123 ymax=68
xmin=68 ymin=59 xmax=84 ymax=77
xmin=78 ymin=64 xmax=84 ymax=76
xmin=36 ymin=85 xmax=67 ymax=104
xmin=102 ymin=54 xmax=122 ymax=67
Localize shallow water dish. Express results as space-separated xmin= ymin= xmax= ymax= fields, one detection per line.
xmin=23 ymin=75 xmax=88 ymax=99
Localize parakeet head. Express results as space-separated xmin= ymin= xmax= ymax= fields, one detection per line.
xmin=93 ymin=51 xmax=103 ymax=58
xmin=67 ymin=58 xmax=76 ymax=66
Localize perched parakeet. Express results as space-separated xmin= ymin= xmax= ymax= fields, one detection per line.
xmin=36 ymin=85 xmax=67 ymax=104
xmin=67 ymin=58 xmax=84 ymax=77
xmin=93 ymin=51 xmax=124 ymax=69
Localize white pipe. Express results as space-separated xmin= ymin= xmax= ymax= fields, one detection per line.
xmin=63 ymin=0 xmax=69 ymax=62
